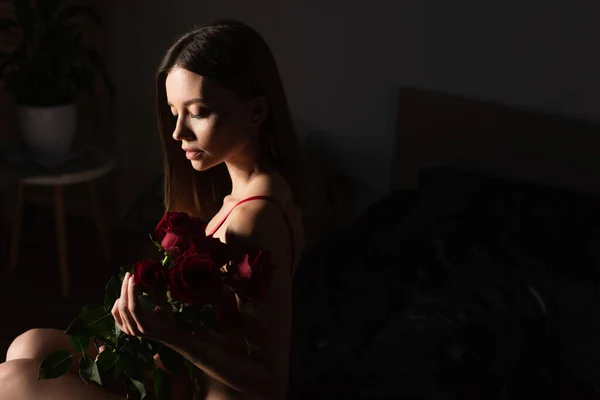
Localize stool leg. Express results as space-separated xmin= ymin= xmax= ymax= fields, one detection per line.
xmin=10 ymin=183 xmax=24 ymax=269
xmin=53 ymin=185 xmax=69 ymax=298
xmin=87 ymin=180 xmax=111 ymax=259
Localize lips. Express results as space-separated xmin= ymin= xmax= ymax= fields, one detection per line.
xmin=183 ymin=148 xmax=204 ymax=160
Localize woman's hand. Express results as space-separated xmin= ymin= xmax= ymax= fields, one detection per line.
xmin=111 ymin=272 xmax=179 ymax=343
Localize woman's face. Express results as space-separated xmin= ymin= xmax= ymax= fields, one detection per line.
xmin=165 ymin=66 xmax=255 ymax=171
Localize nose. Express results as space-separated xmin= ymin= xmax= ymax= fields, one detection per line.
xmin=172 ymin=118 xmax=195 ymax=142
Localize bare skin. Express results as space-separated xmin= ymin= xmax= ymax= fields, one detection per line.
xmin=0 ymin=67 xmax=302 ymax=399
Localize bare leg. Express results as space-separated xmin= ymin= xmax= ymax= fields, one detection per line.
xmin=0 ymin=358 xmax=122 ymax=400
xmin=5 ymin=329 xmax=194 ymax=399
xmin=6 ymin=328 xmax=96 ymax=374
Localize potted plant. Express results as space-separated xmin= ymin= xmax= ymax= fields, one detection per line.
xmin=0 ymin=0 xmax=114 ymax=161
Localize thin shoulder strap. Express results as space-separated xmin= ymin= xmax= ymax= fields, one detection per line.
xmin=208 ymin=195 xmax=296 ymax=274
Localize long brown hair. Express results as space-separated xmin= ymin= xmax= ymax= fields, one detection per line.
xmin=156 ymin=20 xmax=300 ymax=219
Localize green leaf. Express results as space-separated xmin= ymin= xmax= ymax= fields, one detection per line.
xmin=120 ymin=351 xmax=144 ymax=382
xmin=65 ymin=305 xmax=114 ymax=338
xmin=82 ymin=48 xmax=116 ymax=99
xmin=38 ymin=350 xmax=72 ymax=380
xmin=201 ymin=304 xmax=223 ymax=334
xmin=115 ymin=320 xmax=123 ymax=341
xmin=154 ymin=367 xmax=173 ymax=400
xmin=78 ymin=356 xmax=102 ymax=386
xmin=96 ymin=349 xmax=122 ymax=380
xmin=104 ymin=276 xmax=122 ymax=311
xmin=149 ymin=233 xmax=163 ymax=251
xmin=148 ymin=340 xmax=160 ymax=355
xmin=127 ymin=376 xmax=147 ymax=399
xmin=119 ymin=265 xmax=133 ymax=281
xmin=138 ymin=294 xmax=157 ymax=312
xmin=180 ymin=304 xmax=205 ymax=325
xmin=157 ymin=344 xmax=185 ymax=375
xmin=69 ymin=335 xmax=89 ymax=354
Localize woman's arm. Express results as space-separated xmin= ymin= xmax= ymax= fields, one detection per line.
xmin=163 ymin=202 xmax=293 ymax=399
xmin=160 ymin=323 xmax=278 ymax=398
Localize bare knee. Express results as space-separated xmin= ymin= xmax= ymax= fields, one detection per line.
xmin=0 ymin=359 xmax=34 ymax=399
xmin=6 ymin=328 xmax=64 ymax=361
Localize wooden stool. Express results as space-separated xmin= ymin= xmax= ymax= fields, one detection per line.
xmin=9 ymin=156 xmax=116 ymax=298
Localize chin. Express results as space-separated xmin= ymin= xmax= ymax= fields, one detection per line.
xmin=190 ymin=160 xmax=207 ymax=171
xmin=190 ymin=159 xmax=219 ymax=172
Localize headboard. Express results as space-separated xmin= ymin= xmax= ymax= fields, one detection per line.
xmin=391 ymin=87 xmax=600 ymax=195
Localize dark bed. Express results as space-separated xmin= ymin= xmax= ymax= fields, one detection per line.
xmin=288 ymin=88 xmax=600 ymax=399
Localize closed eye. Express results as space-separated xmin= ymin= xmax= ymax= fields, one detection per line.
xmin=190 ymin=107 xmax=211 ymax=119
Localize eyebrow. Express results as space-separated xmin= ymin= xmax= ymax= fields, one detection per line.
xmin=167 ymin=97 xmax=206 ymax=107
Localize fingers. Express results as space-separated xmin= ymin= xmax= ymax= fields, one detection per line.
xmin=120 ymin=274 xmax=140 ymax=336
xmin=111 ymin=301 xmax=124 ymax=332
xmin=127 ymin=275 xmax=145 ymax=335
xmin=94 ymin=345 xmax=108 ymax=362
xmin=112 ymin=273 xmax=141 ymax=337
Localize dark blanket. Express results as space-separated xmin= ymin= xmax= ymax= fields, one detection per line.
xmin=289 ymin=167 xmax=600 ymax=399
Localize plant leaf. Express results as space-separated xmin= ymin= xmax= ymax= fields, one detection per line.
xmin=65 ymin=305 xmax=114 ymax=338
xmin=154 ymin=367 xmax=173 ymax=400
xmin=96 ymin=349 xmax=122 ymax=380
xmin=104 ymin=276 xmax=122 ymax=311
xmin=81 ymin=48 xmax=115 ymax=99
xmin=38 ymin=350 xmax=72 ymax=380
xmin=157 ymin=344 xmax=185 ymax=375
xmin=138 ymin=294 xmax=157 ymax=312
xmin=149 ymin=233 xmax=163 ymax=251
xmin=78 ymin=356 xmax=102 ymax=385
xmin=115 ymin=320 xmax=123 ymax=341
xmin=119 ymin=265 xmax=133 ymax=281
xmin=128 ymin=376 xmax=147 ymax=399
xmin=69 ymin=335 xmax=89 ymax=354
xmin=120 ymin=351 xmax=144 ymax=382
xmin=180 ymin=304 xmax=205 ymax=325
xmin=136 ymin=338 xmax=155 ymax=367
xmin=201 ymin=304 xmax=223 ymax=334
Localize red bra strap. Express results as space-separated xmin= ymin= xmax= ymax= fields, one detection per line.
xmin=208 ymin=196 xmax=296 ymax=274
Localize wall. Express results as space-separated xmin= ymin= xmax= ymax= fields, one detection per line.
xmin=0 ymin=0 xmax=116 ymax=224
xmin=113 ymin=0 xmax=600 ymax=220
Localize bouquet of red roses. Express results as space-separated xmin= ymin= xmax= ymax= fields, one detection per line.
xmin=38 ymin=212 xmax=275 ymax=399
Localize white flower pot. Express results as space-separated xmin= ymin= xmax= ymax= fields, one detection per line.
xmin=16 ymin=103 xmax=77 ymax=160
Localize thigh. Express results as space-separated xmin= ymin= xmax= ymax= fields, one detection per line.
xmin=6 ymin=328 xmax=99 ymax=374
xmin=0 ymin=358 xmax=123 ymax=400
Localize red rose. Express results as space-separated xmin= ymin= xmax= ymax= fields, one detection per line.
xmin=133 ymin=259 xmax=167 ymax=291
xmin=229 ymin=250 xmax=276 ymax=302
xmin=155 ymin=212 xmax=207 ymax=256
xmin=191 ymin=236 xmax=230 ymax=267
xmin=168 ymin=254 xmax=223 ymax=305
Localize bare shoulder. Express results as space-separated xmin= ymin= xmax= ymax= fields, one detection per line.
xmin=222 ymin=172 xmax=302 ymax=270
xmin=217 ymin=173 xmax=300 ymax=394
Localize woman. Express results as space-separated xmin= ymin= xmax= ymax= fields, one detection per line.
xmin=0 ymin=20 xmax=303 ymax=400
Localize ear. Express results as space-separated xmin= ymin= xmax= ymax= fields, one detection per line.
xmin=248 ymin=96 xmax=269 ymax=127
